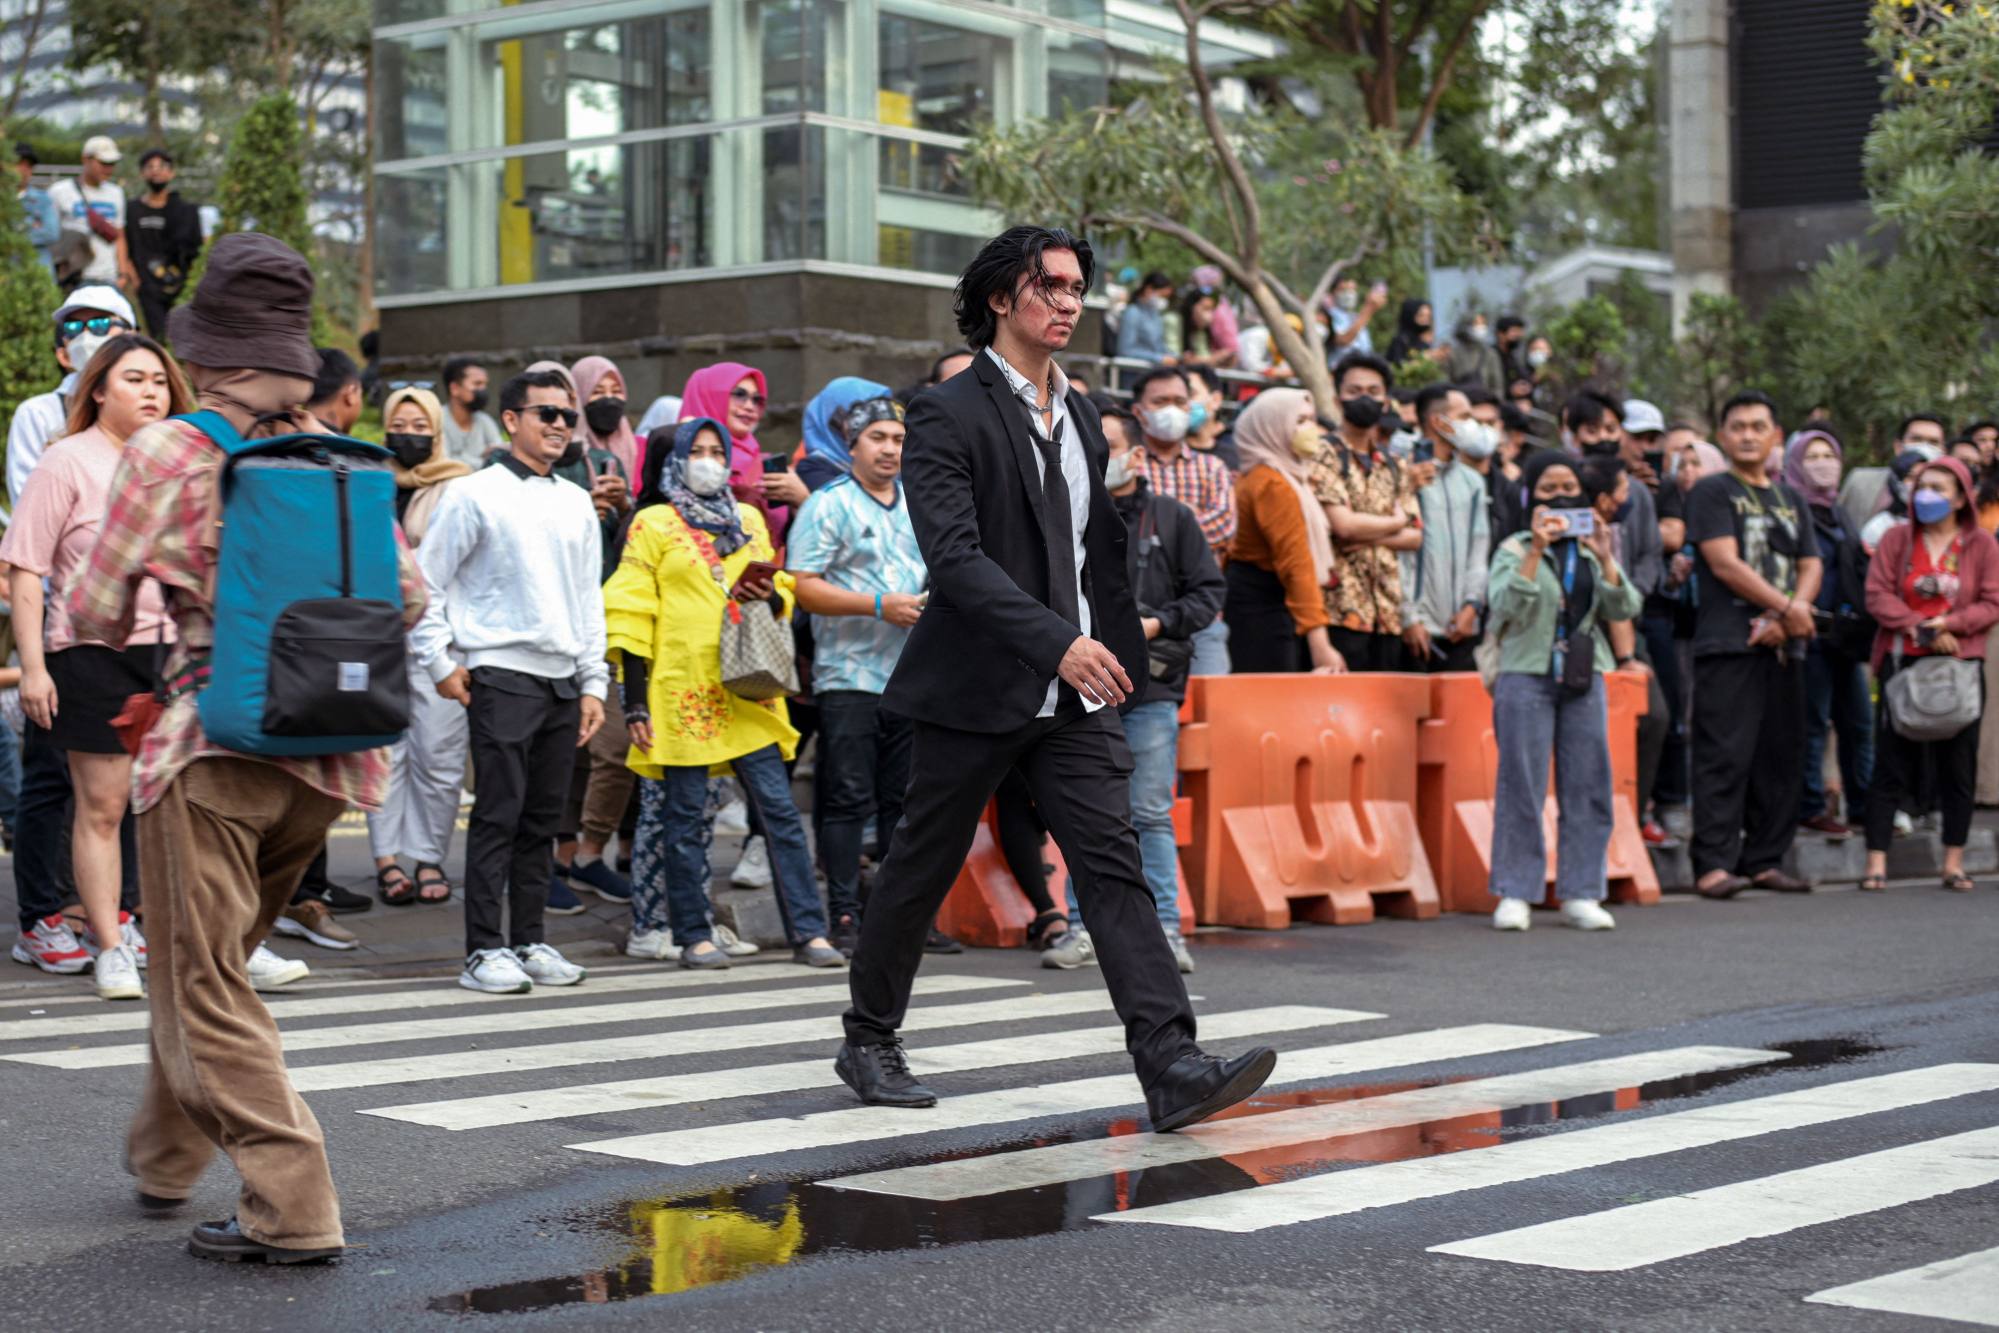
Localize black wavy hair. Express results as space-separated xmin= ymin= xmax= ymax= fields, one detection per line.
xmin=952 ymin=225 xmax=1095 ymax=349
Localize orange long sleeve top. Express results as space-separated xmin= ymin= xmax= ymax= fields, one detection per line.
xmin=1229 ymin=466 xmax=1332 ymax=635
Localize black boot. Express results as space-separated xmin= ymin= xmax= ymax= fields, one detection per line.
xmin=835 ymin=1038 xmax=937 ymax=1107
xmin=1144 ymin=1047 xmax=1278 ymax=1134
xmin=188 ymin=1217 xmax=342 ymax=1265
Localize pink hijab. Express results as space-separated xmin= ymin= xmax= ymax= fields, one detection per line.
xmin=571 ymin=355 xmax=637 ymax=480
xmin=680 ymin=361 xmax=783 ymax=533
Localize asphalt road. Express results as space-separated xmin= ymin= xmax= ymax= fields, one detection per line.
xmin=2 ymin=881 xmax=1996 ymax=1332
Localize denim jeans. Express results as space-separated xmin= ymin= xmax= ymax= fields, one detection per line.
xmin=0 ymin=722 xmax=19 ymax=835
xmin=1189 ymin=617 xmax=1230 ymax=677
xmin=815 ymin=690 xmax=914 ymax=922
xmin=1490 ymin=672 xmax=1614 ymax=903
xmin=633 ymin=745 xmax=828 ymax=947
xmin=1068 ymin=700 xmax=1181 ymax=929
xmin=1800 ymin=641 xmax=1874 ymax=823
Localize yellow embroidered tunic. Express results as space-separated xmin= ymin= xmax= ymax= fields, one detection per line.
xmin=604 ymin=502 xmax=797 ymax=779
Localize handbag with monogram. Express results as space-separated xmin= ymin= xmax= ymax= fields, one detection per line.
xmin=1883 ymin=531 xmax=1982 ymax=742
xmin=686 ymin=522 xmax=798 ymax=701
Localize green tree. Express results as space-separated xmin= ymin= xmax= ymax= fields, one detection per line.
xmin=0 ymin=187 xmax=64 ymax=491
xmin=1671 ymin=293 xmax=1764 ymax=432
xmin=1539 ymin=294 xmax=1627 ymax=400
xmin=185 ymin=92 xmax=330 ymax=340
xmin=65 ymin=0 xmax=250 ymax=140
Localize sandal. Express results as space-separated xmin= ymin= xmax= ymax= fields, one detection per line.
xmin=376 ymin=863 xmax=418 ymax=907
xmin=413 ymin=862 xmax=453 ymax=904
xmin=1941 ymin=871 xmax=1976 ymax=893
xmin=1859 ymin=874 xmax=1888 ymax=893
xmin=1026 ymin=910 xmax=1069 ymax=951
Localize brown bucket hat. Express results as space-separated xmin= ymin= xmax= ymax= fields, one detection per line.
xmin=167 ymin=232 xmax=319 ymax=379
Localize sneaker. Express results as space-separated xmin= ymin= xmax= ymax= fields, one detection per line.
xmin=626 ymin=927 xmax=682 ymax=960
xmin=460 ymin=947 xmax=533 ymax=994
xmin=84 ymin=911 xmax=148 ymax=969
xmin=1893 ymin=809 xmax=1915 ymax=837
xmin=1165 ymin=926 xmax=1195 ymax=975
xmin=515 ymin=942 xmax=586 ymax=987
xmin=715 ymin=797 xmax=750 ymax=838
xmin=272 ymin=899 xmax=358 ymax=951
xmin=1042 ymin=927 xmax=1096 ymax=970
xmin=545 ymin=876 xmax=587 ymax=916
xmin=1799 ymin=814 xmax=1851 ymax=840
xmin=730 ymin=837 xmax=773 ymax=888
xmin=712 ymin=922 xmax=761 ymax=957
xmin=11 ymin=915 xmax=91 ymax=974
xmin=1492 ymin=897 xmax=1531 ymax=931
xmin=317 ymin=881 xmax=374 ymax=915
xmin=247 ymin=944 xmax=310 ymax=991
xmin=1560 ymin=899 xmax=1616 ymax=931
xmin=570 ymin=858 xmax=633 ymax=903
xmin=830 ymin=914 xmax=859 ymax=958
xmin=94 ymin=942 xmax=144 ymax=1000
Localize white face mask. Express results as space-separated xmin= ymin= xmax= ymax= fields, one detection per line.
xmin=1334 ymin=287 xmax=1360 ymax=312
xmin=1142 ymin=294 xmax=1168 ymax=312
xmin=1104 ymin=451 xmax=1137 ymax=490
xmin=1144 ymin=405 xmax=1192 ymax=443
xmin=684 ymin=456 xmax=730 ymax=496
xmin=65 ymin=331 xmax=111 ymax=374
xmin=1454 ymin=418 xmax=1499 ymax=461
xmin=1527 ymin=347 xmax=1550 ymax=369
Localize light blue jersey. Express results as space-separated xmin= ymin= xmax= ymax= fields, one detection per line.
xmin=787 ymin=475 xmax=928 ymax=695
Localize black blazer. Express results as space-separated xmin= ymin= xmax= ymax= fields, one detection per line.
xmin=883 ymin=349 xmax=1148 ymax=732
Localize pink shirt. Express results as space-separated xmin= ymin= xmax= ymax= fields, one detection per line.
xmin=1 ymin=425 xmax=174 ymax=652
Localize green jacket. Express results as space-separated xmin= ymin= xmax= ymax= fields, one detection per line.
xmin=1487 ymin=532 xmax=1640 ymax=675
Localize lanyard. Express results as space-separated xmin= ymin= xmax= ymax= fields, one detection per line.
xmin=1551 ymin=540 xmax=1580 ymax=680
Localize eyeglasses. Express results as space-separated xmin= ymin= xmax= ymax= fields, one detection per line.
xmin=730 ymin=387 xmax=767 ymax=409
xmin=59 ymin=317 xmax=132 ymax=339
xmin=529 ymin=405 xmax=580 ymax=427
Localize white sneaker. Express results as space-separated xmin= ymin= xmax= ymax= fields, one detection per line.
xmin=248 ymin=944 xmax=310 ymax=991
xmin=715 ymin=797 xmax=750 ymax=838
xmin=1492 ymin=897 xmax=1532 ymax=931
xmin=712 ymin=922 xmax=761 ymax=957
xmin=460 ymin=947 xmax=533 ymax=994
xmin=93 ymin=942 xmax=144 ymax=1000
xmin=1893 ymin=809 xmax=1914 ymax=837
xmin=1560 ymin=899 xmax=1616 ymax=931
xmin=1165 ymin=926 xmax=1195 ymax=974
xmin=730 ymin=836 xmax=773 ymax=888
xmin=84 ymin=911 xmax=148 ymax=970
xmin=515 ymin=942 xmax=586 ymax=986
xmin=11 ymin=915 xmax=91 ymax=974
xmin=626 ymin=927 xmax=681 ymax=961
xmin=1042 ymin=926 xmax=1097 ymax=970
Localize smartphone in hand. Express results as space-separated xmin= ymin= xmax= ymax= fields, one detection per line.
xmin=729 ymin=560 xmax=781 ymax=597
xmin=761 ymin=455 xmax=790 ymax=474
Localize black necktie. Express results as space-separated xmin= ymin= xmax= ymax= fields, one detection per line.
xmin=1029 ymin=413 xmax=1081 ymax=629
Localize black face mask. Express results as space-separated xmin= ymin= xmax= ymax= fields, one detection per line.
xmin=557 ymin=437 xmax=586 ymax=469
xmin=1580 ymin=438 xmax=1621 ymax=458
xmin=1547 ymin=492 xmax=1591 ymax=509
xmin=466 ymin=389 xmax=490 ymax=414
xmin=584 ymin=397 xmax=626 ymax=436
xmin=1341 ymin=395 xmax=1385 ymax=430
xmin=385 ymin=432 xmax=434 ymax=469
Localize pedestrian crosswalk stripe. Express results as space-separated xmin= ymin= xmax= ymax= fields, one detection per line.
xmin=1431 ymin=1125 xmax=1999 ymax=1271
xmin=1095 ymin=1063 xmax=1999 ymax=1233
xmin=0 ymin=961 xmax=856 ymax=1041
xmin=566 ymin=1023 xmax=1594 ymax=1167
xmin=303 ymin=989 xmax=1147 ymax=1095
xmin=2 ymin=975 xmax=1022 ymax=1071
xmin=824 ymin=1044 xmax=1780 ymax=1202
xmin=1804 ymin=1243 xmax=1999 ymax=1327
xmin=361 ymin=1005 xmax=1371 ymax=1130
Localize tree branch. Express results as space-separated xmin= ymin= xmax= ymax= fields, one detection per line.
xmin=1405 ymin=1 xmax=1488 ymax=150
xmin=1085 ymin=208 xmax=1255 ymax=293
xmin=1172 ymin=0 xmax=1266 ymax=269
xmin=1395 ymin=0 xmax=1441 ymax=61
xmin=4 ymin=0 xmax=50 ymax=122
xmin=1305 ymin=241 xmax=1377 ymax=318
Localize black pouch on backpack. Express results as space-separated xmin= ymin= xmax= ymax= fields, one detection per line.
xmin=261 ymin=598 xmax=411 ymax=738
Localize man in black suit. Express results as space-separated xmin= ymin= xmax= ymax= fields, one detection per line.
xmin=834 ymin=225 xmax=1276 ymax=1133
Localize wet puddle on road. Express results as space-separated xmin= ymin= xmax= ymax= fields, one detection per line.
xmin=430 ymin=1037 xmax=1881 ymax=1315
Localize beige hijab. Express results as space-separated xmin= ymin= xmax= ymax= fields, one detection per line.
xmin=1233 ymin=388 xmax=1334 ymax=588
xmin=383 ymin=385 xmax=472 ymax=490
xmin=186 ymin=364 xmax=316 ymax=439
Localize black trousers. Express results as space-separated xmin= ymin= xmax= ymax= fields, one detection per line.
xmin=816 ymin=690 xmax=915 ymax=922
xmin=1224 ymin=562 xmax=1304 ymax=674
xmin=1865 ymin=664 xmax=1980 ymax=852
xmin=1411 ymin=635 xmax=1480 ymax=674
xmin=1327 ymin=627 xmax=1403 ymax=672
xmin=844 ymin=706 xmax=1198 ymax=1087
xmin=14 ymin=724 xmax=137 ymax=931
xmin=462 ymin=669 xmax=579 ymax=955
xmin=1690 ymin=652 xmax=1807 ymax=878
xmin=136 ymin=283 xmax=177 ymax=341
xmin=994 ymin=769 xmax=1056 ymax=916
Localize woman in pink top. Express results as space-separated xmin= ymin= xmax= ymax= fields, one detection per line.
xmin=0 ymin=333 xmax=191 ymax=998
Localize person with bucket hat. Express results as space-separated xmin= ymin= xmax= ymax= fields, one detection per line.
xmin=67 ymin=232 xmax=435 ymax=1264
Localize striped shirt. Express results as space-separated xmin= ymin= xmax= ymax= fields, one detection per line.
xmin=1136 ymin=443 xmax=1236 ymax=555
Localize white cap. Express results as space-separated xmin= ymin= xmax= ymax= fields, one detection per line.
xmin=81 ymin=134 xmax=120 ymax=164
xmin=1622 ymin=398 xmax=1666 ymax=435
xmin=55 ymin=285 xmax=137 ymax=330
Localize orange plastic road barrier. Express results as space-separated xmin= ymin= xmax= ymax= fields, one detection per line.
xmin=934 ymin=798 xmax=1197 ymax=948
xmin=1416 ymin=671 xmax=1660 ymax=913
xmin=1178 ymin=674 xmax=1440 ymax=928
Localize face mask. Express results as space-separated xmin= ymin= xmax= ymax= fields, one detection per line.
xmin=1527 ymin=348 xmax=1550 ymax=369
xmin=1580 ymin=437 xmax=1620 ymax=458
xmin=685 ymin=455 xmax=730 ymax=496
xmin=1289 ymin=423 xmax=1323 ymax=460
xmin=385 ymin=432 xmax=434 ymax=469
xmin=1547 ymin=492 xmax=1590 ymax=510
xmin=1454 ymin=419 xmax=1499 ymax=461
xmin=1334 ymin=287 xmax=1360 ymax=312
xmin=1144 ymin=405 xmax=1191 ymax=443
xmin=584 ymin=397 xmax=626 ymax=436
xmin=1186 ymin=401 xmax=1209 ymax=433
xmin=1470 ymin=324 xmax=1490 ymax=345
xmin=1341 ymin=395 xmax=1385 ymax=430
xmin=466 ymin=389 xmax=490 ymax=413
xmin=1142 ymin=295 xmax=1168 ymax=312
xmin=1612 ymin=497 xmax=1634 ymax=524
xmin=65 ymin=331 xmax=110 ymax=373
xmin=1802 ymin=457 xmax=1841 ymax=490
xmin=1104 ymin=452 xmax=1137 ymax=490
xmin=1912 ymin=488 xmax=1953 ymax=525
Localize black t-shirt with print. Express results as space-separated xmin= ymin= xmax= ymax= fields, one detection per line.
xmin=1686 ymin=472 xmax=1809 ymax=657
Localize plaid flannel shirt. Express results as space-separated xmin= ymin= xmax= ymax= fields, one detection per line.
xmin=1135 ymin=445 xmax=1236 ymax=555
xmin=67 ymin=416 xmax=430 ymax=814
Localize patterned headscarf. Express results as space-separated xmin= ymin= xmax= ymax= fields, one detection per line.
xmin=637 ymin=417 xmax=748 ymax=556
xmin=802 ymin=376 xmax=891 ymax=471
xmin=842 ymin=395 xmax=905 ymax=445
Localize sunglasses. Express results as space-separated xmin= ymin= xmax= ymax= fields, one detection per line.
xmin=527 ymin=405 xmax=579 ymax=427
xmin=60 ymin=317 xmax=132 ymax=339
xmin=388 ymin=379 xmax=435 ymax=392
xmin=730 ymin=386 xmax=767 ymax=409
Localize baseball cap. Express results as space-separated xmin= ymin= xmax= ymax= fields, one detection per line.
xmin=55 ymin=285 xmax=138 ymax=330
xmin=81 ymin=134 xmax=121 ymax=164
xmin=1622 ymin=398 xmax=1666 ymax=435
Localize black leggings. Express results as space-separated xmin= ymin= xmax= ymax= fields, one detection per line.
xmin=1865 ymin=663 xmax=1981 ymax=852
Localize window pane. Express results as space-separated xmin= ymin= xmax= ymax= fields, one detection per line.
xmin=877 ymin=224 xmax=981 ymax=277
xmin=375 ymin=37 xmax=447 ymax=162
xmin=878 ymin=16 xmax=1006 ymax=135
xmin=516 ymin=140 xmax=712 ymax=282
xmin=376 ymin=169 xmax=449 ymax=295
xmin=760 ymin=0 xmax=839 ymax=115
xmin=762 ymin=124 xmax=825 ymax=262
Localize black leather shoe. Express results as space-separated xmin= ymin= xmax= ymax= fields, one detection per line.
xmin=138 ymin=1190 xmax=185 ymax=1215
xmin=835 ymin=1039 xmax=938 ymax=1108
xmin=1145 ymin=1047 xmax=1278 ymax=1134
xmin=924 ymin=928 xmax=963 ymax=955
xmin=188 ymin=1217 xmax=342 ymax=1264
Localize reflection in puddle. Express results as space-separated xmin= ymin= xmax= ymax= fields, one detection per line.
xmin=430 ymin=1036 xmax=1882 ymax=1315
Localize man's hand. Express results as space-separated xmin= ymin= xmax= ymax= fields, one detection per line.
xmin=1447 ymin=604 xmax=1480 ymax=643
xmin=437 ymin=666 xmax=472 ymax=706
xmin=1626 ymin=456 xmax=1661 ymax=489
xmin=1402 ymin=621 xmax=1434 ymax=663
xmin=1140 ymin=616 xmax=1162 ymax=641
xmin=1619 ymin=656 xmax=1654 ymax=680
xmin=1747 ymin=615 xmax=1786 ymax=650
xmin=1779 ymin=598 xmax=1816 ymax=641
xmin=881 ymin=592 xmax=924 ymax=628
xmin=1409 ymin=460 xmax=1439 ymax=490
xmin=1058 ymin=635 xmax=1131 ymax=707
xmin=577 ymin=695 xmax=604 ymax=747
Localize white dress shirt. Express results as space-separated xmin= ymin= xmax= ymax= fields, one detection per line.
xmin=984 ymin=346 xmax=1101 ymax=717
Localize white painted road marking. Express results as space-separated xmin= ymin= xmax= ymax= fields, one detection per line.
xmin=1805 ymin=1243 xmax=1999 ymax=1328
